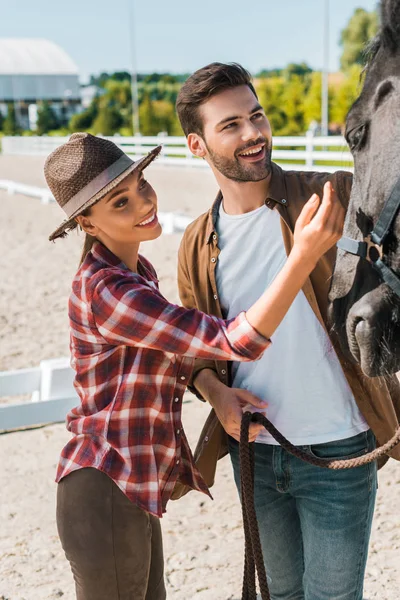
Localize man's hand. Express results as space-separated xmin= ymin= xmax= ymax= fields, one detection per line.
xmin=212 ymin=386 xmax=267 ymax=442
xmin=293 ymin=181 xmax=345 ymax=263
xmin=194 ymin=368 xmax=267 ymax=442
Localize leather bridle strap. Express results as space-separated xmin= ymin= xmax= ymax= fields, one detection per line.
xmin=337 ymin=237 xmax=368 ymax=259
xmin=374 ymin=258 xmax=400 ymax=297
xmin=337 ymin=176 xmax=400 ymax=297
xmin=371 ymin=176 xmax=400 ymax=245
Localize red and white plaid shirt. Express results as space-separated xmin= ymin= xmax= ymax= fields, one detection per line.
xmin=56 ymin=241 xmax=269 ymax=517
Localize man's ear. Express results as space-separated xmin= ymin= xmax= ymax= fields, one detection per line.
xmin=188 ymin=133 xmax=207 ymax=158
xmin=75 ymin=214 xmax=98 ymax=236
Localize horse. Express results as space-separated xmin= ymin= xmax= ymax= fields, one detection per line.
xmin=329 ymin=0 xmax=400 ymax=377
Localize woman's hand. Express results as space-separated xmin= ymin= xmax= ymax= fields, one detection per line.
xmin=293 ymin=181 xmax=345 ymax=265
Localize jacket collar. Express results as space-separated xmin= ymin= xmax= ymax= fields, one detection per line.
xmin=205 ymin=162 xmax=288 ymax=244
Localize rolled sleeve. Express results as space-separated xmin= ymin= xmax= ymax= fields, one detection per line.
xmin=224 ymin=311 xmax=271 ymax=359
xmin=90 ymin=271 xmax=270 ymax=361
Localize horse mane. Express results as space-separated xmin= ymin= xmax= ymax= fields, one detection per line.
xmin=362 ymin=28 xmax=399 ymax=76
xmin=362 ymin=35 xmax=382 ymax=73
xmin=363 ymin=0 xmax=400 ymax=73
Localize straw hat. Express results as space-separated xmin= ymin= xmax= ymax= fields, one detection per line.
xmin=45 ymin=133 xmax=161 ymax=241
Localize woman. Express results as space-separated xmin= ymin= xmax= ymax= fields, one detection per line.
xmin=47 ymin=132 xmax=343 ymax=600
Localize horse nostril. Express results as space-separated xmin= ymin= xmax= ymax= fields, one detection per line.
xmin=354 ymin=318 xmax=368 ymax=339
xmin=348 ymin=302 xmax=376 ymax=325
xmin=350 ymin=316 xmax=367 ymax=342
xmin=353 ymin=316 xmax=365 ymax=329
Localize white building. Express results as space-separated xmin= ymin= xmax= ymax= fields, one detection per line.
xmin=0 ymin=38 xmax=80 ymax=130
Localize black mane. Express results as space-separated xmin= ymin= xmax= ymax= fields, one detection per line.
xmin=363 ymin=35 xmax=382 ymax=72
xmin=363 ymin=0 xmax=400 ymax=73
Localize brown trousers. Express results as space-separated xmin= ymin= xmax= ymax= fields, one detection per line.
xmin=56 ymin=468 xmax=166 ymax=600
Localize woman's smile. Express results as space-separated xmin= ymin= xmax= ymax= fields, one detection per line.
xmin=136 ymin=208 xmax=158 ymax=228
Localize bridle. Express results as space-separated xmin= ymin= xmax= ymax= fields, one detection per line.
xmin=337 ymin=176 xmax=400 ymax=297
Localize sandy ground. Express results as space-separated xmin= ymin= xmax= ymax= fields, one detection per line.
xmin=0 ymin=155 xmax=399 ymax=599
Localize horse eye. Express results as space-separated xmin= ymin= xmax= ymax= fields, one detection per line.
xmin=347 ymin=124 xmax=368 ymax=152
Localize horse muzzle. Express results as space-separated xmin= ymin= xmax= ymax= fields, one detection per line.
xmin=346 ymin=286 xmax=400 ymax=377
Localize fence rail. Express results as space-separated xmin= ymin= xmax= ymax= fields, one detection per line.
xmin=1 ymin=133 xmax=354 ymax=173
xmin=0 ymin=132 xmax=354 ymax=432
xmin=0 ymin=357 xmax=192 ymax=432
xmin=0 ymin=178 xmax=193 ymax=232
xmin=0 ymin=357 xmax=78 ymax=432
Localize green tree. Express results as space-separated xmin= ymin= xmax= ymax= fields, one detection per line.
xmin=331 ymin=65 xmax=363 ymax=131
xmin=36 ymin=101 xmax=59 ymax=135
xmin=70 ymin=81 xmax=132 ymax=135
xmin=255 ymin=68 xmax=283 ymax=78
xmin=104 ymin=80 xmax=132 ymax=131
xmin=105 ymin=79 xmax=132 ymax=107
xmin=139 ymin=92 xmax=157 ymax=135
xmin=3 ymin=103 xmax=19 ymax=135
xmin=110 ymin=71 xmax=131 ymax=82
xmin=303 ymin=72 xmax=322 ymax=127
xmin=0 ymin=110 xmax=4 ymax=131
xmin=280 ymin=76 xmax=306 ymax=135
xmin=93 ymin=72 xmax=112 ymax=88
xmin=282 ymin=62 xmax=313 ymax=81
xmin=69 ymin=99 xmax=99 ymax=132
xmin=256 ymin=77 xmax=287 ymax=134
xmin=340 ymin=8 xmax=379 ymax=71
xmin=302 ymin=72 xmax=334 ymax=129
xmin=150 ymin=100 xmax=182 ymax=135
xmin=92 ymin=105 xmax=124 ymax=136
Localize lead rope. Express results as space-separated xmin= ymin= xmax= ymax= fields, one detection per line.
xmin=239 ymin=411 xmax=400 ymax=600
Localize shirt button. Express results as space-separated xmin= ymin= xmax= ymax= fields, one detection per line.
xmin=213 ymin=294 xmax=218 ymax=300
xmin=281 ymin=198 xmax=287 ymax=204
xmin=221 ymin=369 xmax=226 ymax=375
xmin=176 ymin=429 xmax=180 ymax=435
xmin=204 ymin=436 xmax=209 ymax=442
xmin=174 ymin=397 xmax=179 ymax=403
xmin=213 ymin=234 xmax=217 ymax=241
xmin=180 ymin=376 xmax=185 ymax=380
xmin=211 ymin=257 xmax=216 ymax=263
xmin=176 ymin=459 xmax=180 ymax=464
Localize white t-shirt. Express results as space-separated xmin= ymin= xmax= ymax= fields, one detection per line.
xmin=215 ymin=202 xmax=368 ymax=445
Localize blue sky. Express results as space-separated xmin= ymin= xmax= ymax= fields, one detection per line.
xmin=1 ymin=0 xmax=378 ymax=80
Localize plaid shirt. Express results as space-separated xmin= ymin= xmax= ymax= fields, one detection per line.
xmin=56 ymin=241 xmax=269 ymax=517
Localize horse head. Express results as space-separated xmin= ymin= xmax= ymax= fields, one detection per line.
xmin=329 ymin=0 xmax=400 ymax=377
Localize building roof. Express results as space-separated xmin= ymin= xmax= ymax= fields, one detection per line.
xmin=0 ymin=38 xmax=78 ymax=76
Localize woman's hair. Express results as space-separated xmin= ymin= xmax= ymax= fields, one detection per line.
xmin=78 ymin=207 xmax=96 ymax=265
xmin=176 ymin=62 xmax=257 ymax=137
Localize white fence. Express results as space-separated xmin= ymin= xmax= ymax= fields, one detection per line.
xmin=0 ymin=357 xmax=78 ymax=432
xmin=0 ymin=173 xmax=193 ymax=433
xmin=1 ymin=133 xmax=354 ymax=173
xmin=0 ymin=179 xmax=54 ymax=203
xmin=0 ymin=356 xmax=193 ymax=432
xmin=0 ymin=132 xmax=353 ymax=432
xmin=0 ymin=179 xmax=193 ymax=233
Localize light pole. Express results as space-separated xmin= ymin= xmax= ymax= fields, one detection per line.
xmin=321 ymin=0 xmax=330 ymax=136
xmin=128 ymin=0 xmax=140 ymax=135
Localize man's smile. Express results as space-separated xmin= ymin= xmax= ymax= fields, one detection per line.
xmin=237 ymin=143 xmax=266 ymax=162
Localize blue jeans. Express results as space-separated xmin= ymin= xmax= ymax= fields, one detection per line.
xmin=228 ymin=430 xmax=377 ymax=600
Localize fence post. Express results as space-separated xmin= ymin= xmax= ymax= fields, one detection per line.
xmin=41 ymin=191 xmax=53 ymax=205
xmin=161 ymin=212 xmax=174 ymax=234
xmin=157 ymin=132 xmax=167 ymax=159
xmin=305 ymin=130 xmax=314 ymax=169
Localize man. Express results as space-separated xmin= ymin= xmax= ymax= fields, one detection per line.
xmin=173 ymin=63 xmax=400 ymax=600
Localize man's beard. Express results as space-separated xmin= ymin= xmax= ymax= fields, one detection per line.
xmin=205 ymin=138 xmax=272 ymax=182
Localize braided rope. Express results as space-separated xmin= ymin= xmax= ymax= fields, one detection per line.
xmin=240 ymin=412 xmax=400 ymax=600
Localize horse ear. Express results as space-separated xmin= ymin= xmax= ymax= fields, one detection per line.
xmin=381 ymin=0 xmax=400 ymax=51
